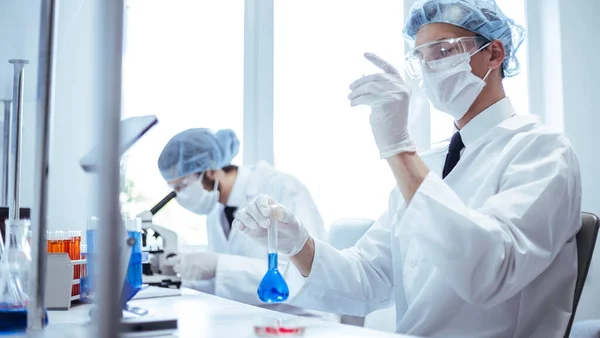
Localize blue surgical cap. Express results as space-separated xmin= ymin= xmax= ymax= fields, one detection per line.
xmin=158 ymin=128 xmax=240 ymax=181
xmin=403 ymin=0 xmax=525 ymax=77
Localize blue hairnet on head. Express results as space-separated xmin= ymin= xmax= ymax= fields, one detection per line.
xmin=157 ymin=128 xmax=240 ymax=181
xmin=403 ymin=0 xmax=525 ymax=77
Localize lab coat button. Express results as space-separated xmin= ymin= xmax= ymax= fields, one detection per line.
xmin=408 ymin=259 xmax=417 ymax=267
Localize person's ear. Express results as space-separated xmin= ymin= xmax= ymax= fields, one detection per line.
xmin=487 ymin=40 xmax=506 ymax=72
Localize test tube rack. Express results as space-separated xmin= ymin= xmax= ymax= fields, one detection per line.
xmin=45 ymin=253 xmax=87 ymax=310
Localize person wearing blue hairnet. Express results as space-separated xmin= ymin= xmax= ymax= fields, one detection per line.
xmin=157 ymin=128 xmax=332 ymax=320
xmin=233 ymin=0 xmax=582 ymax=337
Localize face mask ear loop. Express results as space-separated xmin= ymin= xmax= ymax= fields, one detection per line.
xmin=482 ymin=68 xmax=493 ymax=81
xmin=471 ymin=42 xmax=491 ymax=57
xmin=214 ymin=178 xmax=219 ymax=192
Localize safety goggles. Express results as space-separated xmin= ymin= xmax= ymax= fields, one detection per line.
xmin=404 ymin=36 xmax=491 ymax=79
xmin=168 ymin=172 xmax=203 ymax=192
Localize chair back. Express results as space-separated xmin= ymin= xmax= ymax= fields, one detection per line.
xmin=564 ymin=212 xmax=600 ymax=338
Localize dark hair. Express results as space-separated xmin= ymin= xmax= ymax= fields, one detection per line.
xmin=222 ymin=165 xmax=238 ymax=173
xmin=200 ymin=165 xmax=238 ymax=186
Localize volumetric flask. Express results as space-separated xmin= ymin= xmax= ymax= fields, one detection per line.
xmin=257 ymin=206 xmax=289 ymax=303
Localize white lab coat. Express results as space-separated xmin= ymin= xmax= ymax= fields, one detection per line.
xmin=198 ymin=161 xmax=331 ymax=319
xmin=285 ymin=98 xmax=582 ymax=337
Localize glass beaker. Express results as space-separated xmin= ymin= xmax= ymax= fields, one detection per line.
xmin=0 ymin=220 xmax=30 ymax=333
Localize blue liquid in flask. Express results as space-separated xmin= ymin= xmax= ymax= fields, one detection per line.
xmin=257 ymin=208 xmax=289 ymax=303
xmin=257 ymin=253 xmax=289 ymax=303
xmin=0 ymin=308 xmax=27 ymax=333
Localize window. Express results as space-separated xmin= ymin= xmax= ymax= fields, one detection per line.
xmin=430 ymin=0 xmax=530 ymax=143
xmin=120 ymin=0 xmax=531 ymax=238
xmin=121 ymin=0 xmax=244 ymax=246
xmin=273 ymin=1 xmax=404 ymax=229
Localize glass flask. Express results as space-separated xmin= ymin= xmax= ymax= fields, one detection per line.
xmin=0 ymin=220 xmax=31 ymax=333
xmin=5 ymin=220 xmax=31 ymax=295
xmin=257 ymin=207 xmax=289 ymax=303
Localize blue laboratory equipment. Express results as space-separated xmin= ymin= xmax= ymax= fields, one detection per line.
xmin=121 ymin=217 xmax=143 ymax=305
xmin=257 ymin=207 xmax=289 ymax=303
xmin=85 ymin=216 xmax=143 ymax=308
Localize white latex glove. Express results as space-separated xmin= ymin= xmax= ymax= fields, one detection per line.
xmin=232 ymin=195 xmax=309 ymax=256
xmin=165 ymin=252 xmax=218 ymax=281
xmin=348 ymin=53 xmax=416 ymax=158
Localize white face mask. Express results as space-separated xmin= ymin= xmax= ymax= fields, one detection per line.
xmin=419 ymin=52 xmax=492 ymax=120
xmin=175 ymin=175 xmax=219 ymax=215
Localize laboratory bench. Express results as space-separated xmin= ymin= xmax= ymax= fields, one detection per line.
xmin=31 ymin=288 xmax=413 ymax=337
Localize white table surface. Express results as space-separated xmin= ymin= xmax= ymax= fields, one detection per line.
xmin=36 ymin=288 xmax=412 ymax=337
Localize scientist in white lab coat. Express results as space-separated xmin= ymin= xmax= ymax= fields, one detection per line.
xmin=157 ymin=128 xmax=331 ymax=319
xmin=234 ymin=0 xmax=582 ymax=337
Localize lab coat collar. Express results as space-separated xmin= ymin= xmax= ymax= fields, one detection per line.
xmin=226 ymin=165 xmax=251 ymax=207
xmin=456 ymin=97 xmax=516 ymax=148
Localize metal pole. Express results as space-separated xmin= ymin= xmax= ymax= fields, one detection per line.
xmin=28 ymin=0 xmax=59 ymax=331
xmin=8 ymin=59 xmax=28 ymax=220
xmin=96 ymin=0 xmax=126 ymax=337
xmin=1 ymin=99 xmax=11 ymax=206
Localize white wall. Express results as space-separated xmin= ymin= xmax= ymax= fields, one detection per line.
xmin=559 ymin=0 xmax=600 ymax=321
xmin=0 ymin=0 xmax=42 ymax=211
xmin=1 ymin=0 xmax=100 ymax=232
xmin=528 ymin=0 xmax=600 ymax=321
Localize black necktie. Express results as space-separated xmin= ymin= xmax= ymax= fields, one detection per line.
xmin=442 ymin=132 xmax=465 ymax=179
xmin=224 ymin=206 xmax=237 ymax=237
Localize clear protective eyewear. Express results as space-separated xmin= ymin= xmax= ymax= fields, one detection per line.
xmin=168 ymin=172 xmax=203 ymax=192
xmin=404 ymin=36 xmax=491 ymax=79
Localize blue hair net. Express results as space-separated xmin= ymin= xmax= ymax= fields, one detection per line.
xmin=403 ymin=0 xmax=525 ymax=77
xmin=158 ymin=128 xmax=240 ymax=181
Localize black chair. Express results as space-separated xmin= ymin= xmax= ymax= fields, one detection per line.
xmin=565 ymin=212 xmax=600 ymax=338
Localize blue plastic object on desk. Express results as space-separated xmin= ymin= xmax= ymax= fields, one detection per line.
xmin=85 ymin=227 xmax=143 ymax=307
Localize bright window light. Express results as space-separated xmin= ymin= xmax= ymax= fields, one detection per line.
xmin=273 ymin=0 xmax=404 ymax=229
xmin=121 ymin=0 xmax=244 ymax=246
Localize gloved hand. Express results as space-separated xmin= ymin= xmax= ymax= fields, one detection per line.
xmin=232 ymin=195 xmax=309 ymax=256
xmin=348 ymin=53 xmax=416 ymax=158
xmin=165 ymin=251 xmax=219 ymax=281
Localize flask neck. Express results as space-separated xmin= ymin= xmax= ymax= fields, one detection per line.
xmin=5 ymin=221 xmax=30 ymax=253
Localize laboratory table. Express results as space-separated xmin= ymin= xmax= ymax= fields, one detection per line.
xmin=33 ymin=288 xmax=413 ymax=337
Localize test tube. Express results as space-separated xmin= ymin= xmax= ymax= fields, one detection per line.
xmin=56 ymin=231 xmax=62 ymax=253
xmin=49 ymin=231 xmax=56 ymax=253
xmin=74 ymin=231 xmax=81 ymax=279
